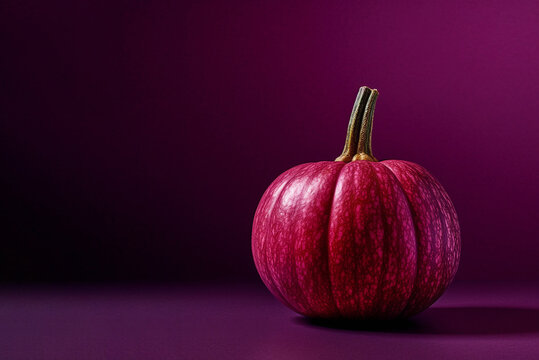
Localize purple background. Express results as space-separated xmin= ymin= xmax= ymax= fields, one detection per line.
xmin=2 ymin=0 xmax=538 ymax=283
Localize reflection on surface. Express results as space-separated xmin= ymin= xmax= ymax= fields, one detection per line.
xmin=295 ymin=306 xmax=539 ymax=335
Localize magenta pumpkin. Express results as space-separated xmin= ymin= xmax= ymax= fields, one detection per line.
xmin=252 ymin=86 xmax=460 ymax=319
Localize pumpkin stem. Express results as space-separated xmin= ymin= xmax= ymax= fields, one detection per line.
xmin=335 ymin=86 xmax=379 ymax=162
xmin=353 ymin=88 xmax=378 ymax=161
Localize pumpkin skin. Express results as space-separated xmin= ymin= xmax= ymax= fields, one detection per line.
xmin=251 ymin=87 xmax=460 ymax=319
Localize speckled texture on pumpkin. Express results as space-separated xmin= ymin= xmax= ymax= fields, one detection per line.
xmin=252 ymin=160 xmax=460 ymax=319
xmin=382 ymin=160 xmax=461 ymax=317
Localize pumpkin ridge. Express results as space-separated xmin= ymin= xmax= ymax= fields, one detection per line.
xmin=379 ymin=161 xmax=420 ymax=317
xmin=388 ymin=161 xmax=452 ymax=316
xmin=259 ymin=165 xmax=307 ymax=311
xmin=402 ymin=162 xmax=449 ymax=313
xmin=270 ymin=163 xmax=318 ymax=314
xmin=367 ymin=162 xmax=388 ymax=317
xmin=324 ymin=161 xmax=347 ymax=317
xmin=253 ymin=174 xmax=284 ymax=303
xmin=405 ymin=162 xmax=456 ymax=307
xmin=290 ymin=162 xmax=335 ymax=315
xmin=418 ymin=164 xmax=460 ymax=283
xmin=372 ymin=161 xmax=418 ymax=318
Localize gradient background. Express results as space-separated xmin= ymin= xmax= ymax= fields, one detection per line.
xmin=2 ymin=0 xmax=538 ymax=286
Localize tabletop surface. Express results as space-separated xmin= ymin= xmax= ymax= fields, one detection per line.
xmin=0 ymin=282 xmax=537 ymax=359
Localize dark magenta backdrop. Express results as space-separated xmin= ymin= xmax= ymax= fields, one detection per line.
xmin=1 ymin=0 xmax=538 ymax=282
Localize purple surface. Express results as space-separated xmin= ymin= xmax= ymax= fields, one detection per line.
xmin=0 ymin=283 xmax=537 ymax=359
xmin=1 ymin=0 xmax=538 ymax=283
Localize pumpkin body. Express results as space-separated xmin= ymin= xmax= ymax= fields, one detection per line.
xmin=252 ymin=159 xmax=460 ymax=319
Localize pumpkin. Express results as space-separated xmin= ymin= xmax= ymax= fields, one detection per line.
xmin=252 ymin=86 xmax=460 ymax=319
